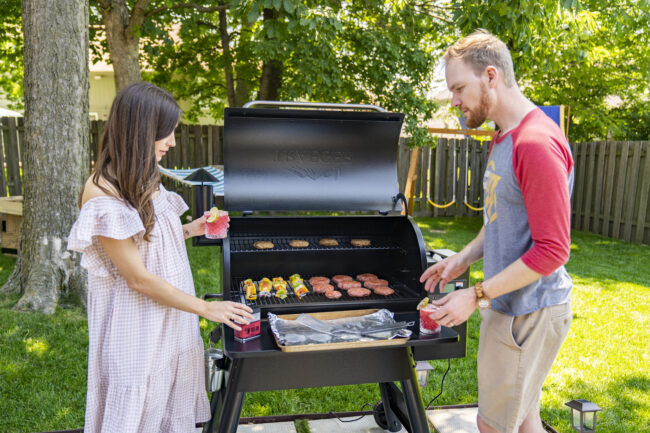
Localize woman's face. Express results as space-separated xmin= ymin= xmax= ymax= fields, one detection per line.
xmin=154 ymin=131 xmax=176 ymax=162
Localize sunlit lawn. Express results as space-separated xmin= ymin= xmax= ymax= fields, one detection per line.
xmin=0 ymin=216 xmax=648 ymax=432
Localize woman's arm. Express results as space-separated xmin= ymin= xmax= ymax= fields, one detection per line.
xmin=182 ymin=215 xmax=207 ymax=239
xmin=98 ymin=235 xmax=253 ymax=330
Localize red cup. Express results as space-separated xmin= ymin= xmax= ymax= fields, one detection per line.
xmin=204 ymin=210 xmax=229 ymax=239
xmin=419 ymin=304 xmax=441 ymax=335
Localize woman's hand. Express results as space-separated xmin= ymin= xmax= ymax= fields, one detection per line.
xmin=202 ymin=300 xmax=254 ymax=331
xmin=182 ymin=215 xmax=207 ymax=239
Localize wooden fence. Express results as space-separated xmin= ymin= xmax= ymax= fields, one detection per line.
xmin=2 ymin=117 xmax=649 ymax=244
xmin=571 ymin=141 xmax=649 ymax=244
xmin=89 ymin=120 xmax=224 ymax=170
xmin=397 ymin=137 xmax=490 ymax=218
xmin=398 ymin=139 xmax=650 ymax=244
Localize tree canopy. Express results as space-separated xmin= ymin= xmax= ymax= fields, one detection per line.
xmin=0 ymin=0 xmax=23 ymax=109
xmin=2 ymin=0 xmax=649 ymax=142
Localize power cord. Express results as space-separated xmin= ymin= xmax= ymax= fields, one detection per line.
xmin=425 ymin=358 xmax=451 ymax=409
xmin=329 ymin=358 xmax=451 ymax=423
xmin=328 ymin=402 xmax=375 ymax=423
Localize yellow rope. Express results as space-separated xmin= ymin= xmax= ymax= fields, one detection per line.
xmin=464 ymin=201 xmax=483 ymax=211
xmin=428 ymin=199 xmax=456 ymax=209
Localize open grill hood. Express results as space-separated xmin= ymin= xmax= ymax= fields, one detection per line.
xmin=223 ymin=105 xmax=405 ymax=213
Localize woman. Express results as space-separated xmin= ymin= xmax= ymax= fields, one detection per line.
xmin=68 ymin=82 xmax=253 ymax=433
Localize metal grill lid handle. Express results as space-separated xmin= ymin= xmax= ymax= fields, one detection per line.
xmin=242 ymin=100 xmax=387 ymax=112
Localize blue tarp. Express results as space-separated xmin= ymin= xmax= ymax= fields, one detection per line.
xmin=158 ymin=165 xmax=224 ymax=196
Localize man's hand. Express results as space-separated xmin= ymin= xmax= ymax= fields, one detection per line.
xmin=428 ymin=288 xmax=477 ymax=327
xmin=420 ymin=254 xmax=469 ymax=293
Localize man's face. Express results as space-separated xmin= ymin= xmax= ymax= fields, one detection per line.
xmin=445 ymin=58 xmax=492 ymax=128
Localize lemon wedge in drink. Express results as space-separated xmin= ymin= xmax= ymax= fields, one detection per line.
xmin=207 ymin=207 xmax=219 ymax=223
xmin=416 ymin=297 xmax=429 ymax=311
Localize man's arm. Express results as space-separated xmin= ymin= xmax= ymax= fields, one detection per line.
xmin=481 ymin=258 xmax=542 ymax=299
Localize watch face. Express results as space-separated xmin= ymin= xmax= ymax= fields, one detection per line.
xmin=479 ymin=299 xmax=489 ymax=309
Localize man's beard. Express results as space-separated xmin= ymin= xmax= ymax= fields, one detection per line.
xmin=465 ymin=83 xmax=490 ymax=128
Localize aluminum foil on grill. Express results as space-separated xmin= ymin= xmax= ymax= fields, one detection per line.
xmin=268 ymin=309 xmax=412 ymax=346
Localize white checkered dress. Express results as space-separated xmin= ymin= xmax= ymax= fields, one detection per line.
xmin=68 ymin=184 xmax=210 ymax=432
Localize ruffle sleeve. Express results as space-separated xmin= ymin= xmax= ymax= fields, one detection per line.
xmin=67 ymin=197 xmax=145 ymax=277
xmin=164 ymin=191 xmax=189 ymax=217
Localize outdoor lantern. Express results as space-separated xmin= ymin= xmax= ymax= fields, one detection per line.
xmin=185 ymin=168 xmax=218 ymax=216
xmin=415 ymin=361 xmax=434 ymax=388
xmin=565 ymin=399 xmax=602 ymax=432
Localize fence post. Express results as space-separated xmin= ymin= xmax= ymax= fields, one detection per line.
xmin=611 ymin=142 xmax=629 ymax=239
xmin=5 ymin=117 xmax=22 ymax=196
xmin=623 ymin=141 xmax=642 ymax=241
xmin=592 ymin=141 xmax=607 ymax=234
xmin=0 ymin=118 xmax=8 ymax=197
xmin=634 ymin=142 xmax=650 ymax=243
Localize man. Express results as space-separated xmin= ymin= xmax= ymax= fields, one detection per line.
xmin=420 ymin=30 xmax=574 ymax=433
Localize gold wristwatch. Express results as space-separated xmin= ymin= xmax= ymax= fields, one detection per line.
xmin=474 ymin=282 xmax=491 ymax=310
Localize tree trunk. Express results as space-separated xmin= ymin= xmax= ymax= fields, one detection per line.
xmin=257 ymin=9 xmax=282 ymax=101
xmin=218 ymin=3 xmax=237 ymax=107
xmin=2 ymin=0 xmax=90 ymax=314
xmin=100 ymin=0 xmax=145 ymax=92
xmin=258 ymin=59 xmax=283 ymax=101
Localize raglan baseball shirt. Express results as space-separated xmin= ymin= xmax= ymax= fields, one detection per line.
xmin=482 ymin=108 xmax=574 ymax=316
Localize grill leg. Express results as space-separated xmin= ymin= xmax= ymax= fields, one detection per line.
xmin=377 ymin=349 xmax=430 ymax=433
xmin=203 ymin=358 xmax=246 ymax=433
xmin=399 ymin=351 xmax=430 ymax=433
xmin=378 ymin=382 xmax=405 ymax=432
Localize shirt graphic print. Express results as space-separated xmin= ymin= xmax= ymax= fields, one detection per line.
xmin=482 ymin=160 xmax=501 ymax=225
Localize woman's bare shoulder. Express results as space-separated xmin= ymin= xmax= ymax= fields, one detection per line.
xmin=80 ymin=176 xmax=118 ymax=207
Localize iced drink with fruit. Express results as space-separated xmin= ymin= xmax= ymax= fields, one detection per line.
xmin=417 ymin=297 xmax=441 ymax=335
xmin=204 ymin=207 xmax=229 ymax=239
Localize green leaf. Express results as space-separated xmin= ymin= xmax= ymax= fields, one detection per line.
xmin=247 ymin=6 xmax=260 ymax=23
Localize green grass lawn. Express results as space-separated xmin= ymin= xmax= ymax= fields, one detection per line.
xmin=0 ymin=216 xmax=648 ymax=433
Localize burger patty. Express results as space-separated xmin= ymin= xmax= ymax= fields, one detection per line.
xmin=325 ymin=290 xmax=343 ymax=299
xmin=312 ymin=283 xmax=335 ymax=294
xmin=372 ymin=286 xmax=395 ymax=296
xmin=338 ymin=280 xmax=362 ymax=290
xmin=347 ymin=287 xmax=371 ymax=297
xmin=364 ymin=279 xmax=389 ymax=289
xmin=356 ymin=273 xmax=378 ymax=282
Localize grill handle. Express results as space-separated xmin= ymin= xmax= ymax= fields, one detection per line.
xmin=202 ymin=293 xmax=224 ymax=300
xmin=242 ymin=100 xmax=387 ymax=112
xmin=394 ymin=193 xmax=409 ymax=215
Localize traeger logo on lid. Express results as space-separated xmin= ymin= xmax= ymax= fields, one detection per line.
xmin=274 ymin=150 xmax=352 ymax=180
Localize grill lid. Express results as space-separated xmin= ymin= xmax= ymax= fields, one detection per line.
xmin=224 ymin=102 xmax=405 ymax=212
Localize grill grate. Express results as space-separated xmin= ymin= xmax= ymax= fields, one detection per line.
xmin=229 ymin=236 xmax=404 ymax=253
xmin=231 ymin=275 xmax=417 ymax=306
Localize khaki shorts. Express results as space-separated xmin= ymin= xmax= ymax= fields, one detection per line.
xmin=477 ymin=303 xmax=572 ymax=433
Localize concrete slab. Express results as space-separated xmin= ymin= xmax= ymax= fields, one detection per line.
xmin=197 ymin=421 xmax=297 ymax=433
xmin=427 ymin=407 xmax=479 ymax=433
xmin=309 ymin=415 xmax=407 ymax=433
xmin=237 ymin=422 xmax=298 ymax=433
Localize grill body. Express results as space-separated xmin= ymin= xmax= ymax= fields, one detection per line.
xmin=197 ymin=102 xmax=468 ymax=433
xmin=223 ymin=215 xmax=426 ymax=316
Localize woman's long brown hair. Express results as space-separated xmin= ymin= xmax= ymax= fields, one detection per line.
xmin=89 ymin=82 xmax=180 ymax=241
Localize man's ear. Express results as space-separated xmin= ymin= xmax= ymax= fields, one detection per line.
xmin=485 ymin=66 xmax=498 ymax=87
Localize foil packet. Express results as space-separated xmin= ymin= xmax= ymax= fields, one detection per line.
xmin=268 ymin=309 xmax=412 ymax=346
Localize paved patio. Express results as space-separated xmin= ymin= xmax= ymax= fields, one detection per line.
xmin=196 ymin=407 xmax=479 ymax=432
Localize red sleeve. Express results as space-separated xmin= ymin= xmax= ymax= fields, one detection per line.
xmin=512 ymin=132 xmax=573 ymax=276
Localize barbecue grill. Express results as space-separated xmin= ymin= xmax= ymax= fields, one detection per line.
xmin=194 ymin=102 xmax=469 ymax=433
